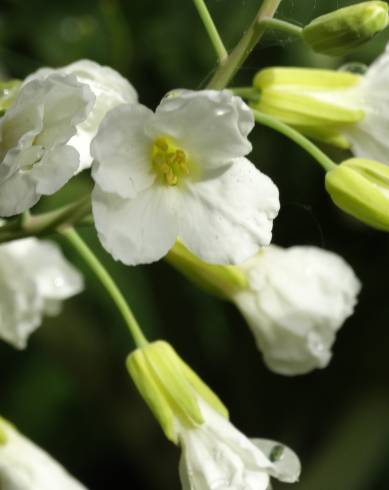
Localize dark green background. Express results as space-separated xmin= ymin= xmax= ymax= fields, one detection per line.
xmin=1 ymin=0 xmax=389 ymax=489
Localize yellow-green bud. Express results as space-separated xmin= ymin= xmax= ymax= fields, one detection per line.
xmin=126 ymin=341 xmax=228 ymax=444
xmin=303 ymin=2 xmax=389 ymax=56
xmin=0 ymin=80 xmax=21 ymax=113
xmin=325 ymin=158 xmax=389 ymax=231
xmin=252 ymin=67 xmax=364 ymax=148
xmin=166 ymin=240 xmax=248 ymax=300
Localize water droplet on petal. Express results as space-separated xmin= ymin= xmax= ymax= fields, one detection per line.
xmin=270 ymin=444 xmax=284 ymax=462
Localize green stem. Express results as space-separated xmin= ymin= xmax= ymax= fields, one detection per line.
xmin=192 ymin=0 xmax=228 ymax=63
xmin=207 ymin=0 xmax=283 ymax=89
xmin=60 ymin=227 xmax=148 ymax=349
xmin=230 ymin=86 xmax=260 ymax=102
xmin=258 ymin=18 xmax=303 ymax=37
xmin=253 ymin=110 xmax=336 ymax=172
xmin=0 ymin=196 xmax=91 ymax=244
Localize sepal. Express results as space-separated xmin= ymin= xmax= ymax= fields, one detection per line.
xmin=325 ymin=158 xmax=389 ymax=230
xmin=166 ymin=240 xmax=248 ymax=300
xmin=126 ymin=341 xmax=228 ymax=444
xmin=252 ymin=68 xmax=363 ymax=147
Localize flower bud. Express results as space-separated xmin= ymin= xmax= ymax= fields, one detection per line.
xmin=325 ymin=158 xmax=389 ymax=230
xmin=303 ymin=1 xmax=389 ymax=56
xmin=252 ymin=67 xmax=363 ymax=148
xmin=126 ymin=341 xmax=228 ymax=444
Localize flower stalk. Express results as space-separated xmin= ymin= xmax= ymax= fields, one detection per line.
xmin=258 ymin=17 xmax=303 ymax=38
xmin=207 ymin=0 xmax=283 ymax=89
xmin=60 ymin=227 xmax=148 ymax=348
xmin=253 ymin=110 xmax=337 ymax=172
xmin=191 ymin=0 xmax=228 ymax=63
xmin=0 ymin=196 xmax=92 ymax=244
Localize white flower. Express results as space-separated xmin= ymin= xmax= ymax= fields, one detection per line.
xmin=0 ymin=73 xmax=94 ymax=217
xmin=0 ymin=417 xmax=88 ymax=490
xmin=0 ymin=237 xmax=83 ymax=349
xmin=233 ymin=245 xmax=361 ymax=375
xmin=178 ymin=399 xmax=300 ymax=490
xmin=343 ymin=42 xmax=389 ymax=164
xmin=26 ymin=59 xmax=138 ymax=170
xmin=127 ymin=341 xmax=300 ymax=490
xmin=91 ymin=89 xmax=280 ymax=266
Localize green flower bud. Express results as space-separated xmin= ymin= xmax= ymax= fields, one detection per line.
xmin=166 ymin=240 xmax=248 ymax=300
xmin=126 ymin=341 xmax=228 ymax=444
xmin=252 ymin=67 xmax=364 ymax=148
xmin=303 ymin=1 xmax=389 ymax=56
xmin=0 ymin=80 xmax=21 ymax=113
xmin=325 ymin=158 xmax=389 ymax=231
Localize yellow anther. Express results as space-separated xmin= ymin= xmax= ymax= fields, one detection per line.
xmin=166 ymin=170 xmax=178 ymax=186
xmin=154 ymin=137 xmax=169 ymax=152
xmin=151 ymin=136 xmax=190 ymax=186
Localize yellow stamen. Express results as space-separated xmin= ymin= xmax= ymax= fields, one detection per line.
xmin=151 ymin=136 xmax=190 ymax=186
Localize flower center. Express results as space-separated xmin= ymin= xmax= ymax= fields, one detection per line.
xmin=152 ymin=136 xmax=189 ymax=186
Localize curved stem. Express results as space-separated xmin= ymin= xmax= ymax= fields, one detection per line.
xmin=258 ymin=18 xmax=303 ymax=37
xmin=253 ymin=110 xmax=337 ymax=172
xmin=192 ymin=0 xmax=228 ymax=63
xmin=0 ymin=196 xmax=91 ymax=244
xmin=207 ymin=0 xmax=283 ymax=89
xmin=60 ymin=227 xmax=148 ymax=349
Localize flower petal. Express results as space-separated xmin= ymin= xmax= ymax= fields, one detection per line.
xmin=0 ymin=104 xmax=43 ymax=180
xmin=345 ymin=44 xmax=389 ymax=165
xmin=234 ymin=245 xmax=361 ymax=375
xmin=29 ymin=144 xmax=79 ymax=195
xmin=179 ymin=400 xmax=273 ymax=490
xmin=28 ymin=59 xmax=138 ymax=170
xmin=92 ymin=183 xmax=179 ymax=265
xmin=150 ymin=90 xmax=254 ymax=167
xmin=0 ymin=238 xmax=83 ymax=348
xmin=91 ymin=104 xmax=155 ymax=199
xmin=178 ymin=158 xmax=279 ymax=264
xmin=4 ymin=238 xmax=84 ymax=301
xmin=0 ymin=418 xmax=88 ymax=489
xmin=19 ymin=74 xmax=94 ymax=147
xmin=251 ymin=439 xmax=301 ymax=484
xmin=0 ymin=255 xmax=42 ymax=349
xmin=0 ymin=172 xmax=39 ymax=217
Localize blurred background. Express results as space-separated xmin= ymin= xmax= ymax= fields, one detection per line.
xmin=1 ymin=0 xmax=389 ymax=488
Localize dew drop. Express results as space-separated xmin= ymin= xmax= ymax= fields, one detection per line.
xmin=270 ymin=444 xmax=284 ymax=462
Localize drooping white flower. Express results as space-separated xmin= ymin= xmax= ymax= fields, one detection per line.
xmin=127 ymin=341 xmax=300 ymax=490
xmin=0 ymin=237 xmax=83 ymax=349
xmin=0 ymin=417 xmax=88 ymax=490
xmin=26 ymin=59 xmax=138 ymax=170
xmin=0 ymin=73 xmax=94 ymax=217
xmin=91 ymin=89 xmax=280 ymax=266
xmin=233 ymin=245 xmax=361 ymax=375
xmin=178 ymin=399 xmax=300 ymax=490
